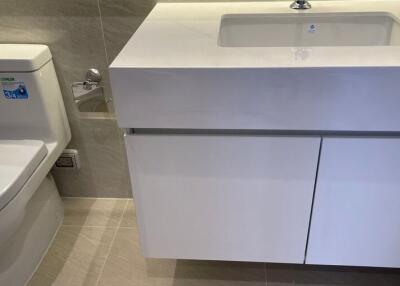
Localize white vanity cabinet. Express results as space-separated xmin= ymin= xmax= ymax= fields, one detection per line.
xmin=125 ymin=134 xmax=320 ymax=263
xmin=306 ymin=138 xmax=400 ymax=268
xmin=109 ymin=0 xmax=400 ymax=268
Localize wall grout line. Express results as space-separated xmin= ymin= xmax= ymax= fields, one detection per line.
xmin=94 ymin=199 xmax=129 ymax=286
xmin=96 ymin=0 xmax=110 ymax=65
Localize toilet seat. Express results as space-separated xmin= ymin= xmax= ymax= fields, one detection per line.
xmin=0 ymin=140 xmax=47 ymax=210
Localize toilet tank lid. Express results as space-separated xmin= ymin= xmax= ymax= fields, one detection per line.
xmin=0 ymin=44 xmax=52 ymax=72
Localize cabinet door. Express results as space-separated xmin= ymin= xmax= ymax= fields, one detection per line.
xmin=125 ymin=134 xmax=320 ymax=263
xmin=307 ymin=138 xmax=400 ymax=267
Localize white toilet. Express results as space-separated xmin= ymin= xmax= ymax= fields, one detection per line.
xmin=0 ymin=44 xmax=71 ymax=285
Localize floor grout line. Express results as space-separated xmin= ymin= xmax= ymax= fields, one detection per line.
xmin=94 ymin=199 xmax=129 ymax=286
xmin=61 ymin=225 xmax=120 ymax=228
xmin=118 ymin=226 xmax=138 ymax=229
xmin=62 ymin=197 xmax=133 ymax=201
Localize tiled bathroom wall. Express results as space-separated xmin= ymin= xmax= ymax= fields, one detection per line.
xmin=0 ymin=0 xmax=155 ymax=197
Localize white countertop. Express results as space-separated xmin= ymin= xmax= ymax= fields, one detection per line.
xmin=111 ymin=0 xmax=400 ymax=68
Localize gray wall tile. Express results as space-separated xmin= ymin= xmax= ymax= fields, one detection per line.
xmin=100 ymin=0 xmax=156 ymax=64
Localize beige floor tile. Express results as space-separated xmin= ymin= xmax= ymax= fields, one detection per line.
xmin=63 ymin=198 xmax=128 ymax=227
xmin=266 ymin=263 xmax=400 ymax=286
xmin=28 ymin=226 xmax=116 ymax=286
xmin=97 ymin=227 xmax=266 ymax=286
xmin=120 ymin=199 xmax=137 ymax=227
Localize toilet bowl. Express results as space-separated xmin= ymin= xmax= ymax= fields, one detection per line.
xmin=0 ymin=44 xmax=71 ymax=286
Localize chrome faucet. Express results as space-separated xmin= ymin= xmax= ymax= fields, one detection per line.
xmin=290 ymin=0 xmax=311 ymax=9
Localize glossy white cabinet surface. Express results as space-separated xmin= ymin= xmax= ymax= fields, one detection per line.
xmin=126 ymin=134 xmax=320 ymax=263
xmin=111 ymin=68 xmax=400 ymax=131
xmin=307 ymin=138 xmax=400 ymax=268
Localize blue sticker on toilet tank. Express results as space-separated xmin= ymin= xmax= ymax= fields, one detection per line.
xmin=1 ymin=82 xmax=29 ymax=100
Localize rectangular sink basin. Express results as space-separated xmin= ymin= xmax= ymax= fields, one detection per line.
xmin=219 ymin=13 xmax=400 ymax=47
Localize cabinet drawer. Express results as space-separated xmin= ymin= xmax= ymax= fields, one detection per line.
xmin=125 ymin=134 xmax=320 ymax=263
xmin=112 ymin=68 xmax=400 ymax=131
xmin=307 ymin=138 xmax=400 ymax=267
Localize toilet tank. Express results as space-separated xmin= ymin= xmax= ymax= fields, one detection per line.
xmin=0 ymin=44 xmax=71 ymax=147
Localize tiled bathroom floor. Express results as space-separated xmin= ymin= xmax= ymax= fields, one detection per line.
xmin=28 ymin=198 xmax=400 ymax=286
